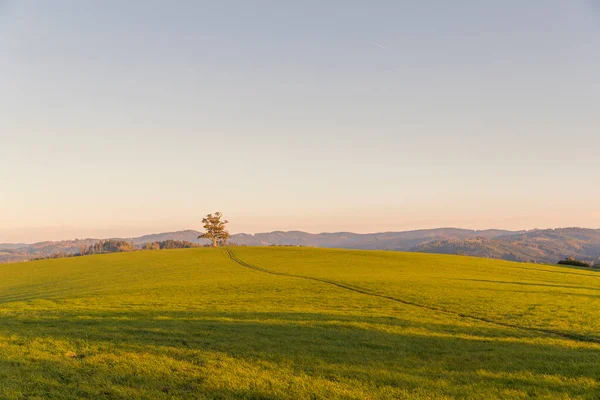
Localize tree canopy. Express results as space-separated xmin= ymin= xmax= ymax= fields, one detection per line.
xmin=199 ymin=212 xmax=230 ymax=247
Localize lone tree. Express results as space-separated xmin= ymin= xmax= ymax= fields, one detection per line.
xmin=199 ymin=212 xmax=230 ymax=247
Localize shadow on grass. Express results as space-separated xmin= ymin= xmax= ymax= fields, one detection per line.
xmin=0 ymin=310 xmax=599 ymax=399
xmin=453 ymin=278 xmax=600 ymax=292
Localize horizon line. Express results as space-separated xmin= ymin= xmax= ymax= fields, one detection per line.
xmin=4 ymin=225 xmax=599 ymax=246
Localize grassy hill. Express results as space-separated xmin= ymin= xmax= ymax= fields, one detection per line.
xmin=1 ymin=248 xmax=600 ymax=399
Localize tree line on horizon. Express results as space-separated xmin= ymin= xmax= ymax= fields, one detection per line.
xmin=30 ymin=213 xmax=233 ymax=261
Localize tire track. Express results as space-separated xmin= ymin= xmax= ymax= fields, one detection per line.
xmin=225 ymin=249 xmax=600 ymax=345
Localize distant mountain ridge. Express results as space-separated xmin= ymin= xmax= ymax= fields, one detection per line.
xmin=229 ymin=228 xmax=520 ymax=249
xmin=2 ymin=228 xmax=600 ymax=265
xmin=412 ymin=228 xmax=600 ymax=264
xmin=0 ymin=243 xmax=28 ymax=251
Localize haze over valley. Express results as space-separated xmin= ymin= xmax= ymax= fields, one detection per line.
xmin=3 ymin=227 xmax=599 ymax=265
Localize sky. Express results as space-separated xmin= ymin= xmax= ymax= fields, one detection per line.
xmin=1 ymin=1 xmax=599 ymax=243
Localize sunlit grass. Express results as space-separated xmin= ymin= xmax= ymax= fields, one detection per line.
xmin=1 ymin=247 xmax=599 ymax=399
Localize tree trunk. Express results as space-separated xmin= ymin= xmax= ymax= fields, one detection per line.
xmin=212 ymin=237 xmax=217 ymax=247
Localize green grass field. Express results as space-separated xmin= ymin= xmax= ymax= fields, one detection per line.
xmin=1 ymin=247 xmax=599 ymax=399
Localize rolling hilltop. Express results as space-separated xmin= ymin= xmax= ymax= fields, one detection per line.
xmin=1 ymin=247 xmax=600 ymax=398
xmin=2 ymin=227 xmax=600 ymax=264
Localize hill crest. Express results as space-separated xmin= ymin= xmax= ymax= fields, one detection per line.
xmin=2 ymin=227 xmax=599 ymax=264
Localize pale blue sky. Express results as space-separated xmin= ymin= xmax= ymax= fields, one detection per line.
xmin=1 ymin=1 xmax=599 ymax=242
